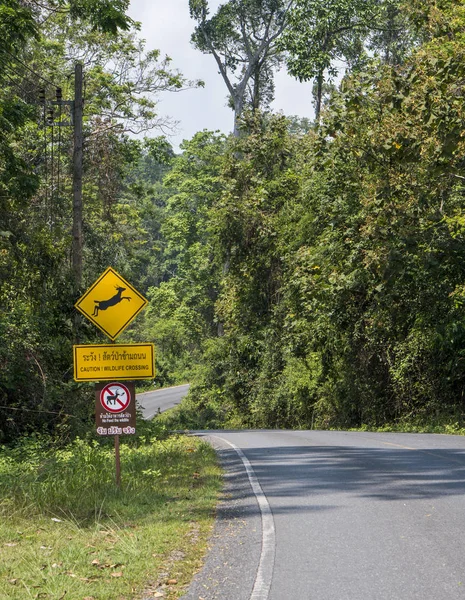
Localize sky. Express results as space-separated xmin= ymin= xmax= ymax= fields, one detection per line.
xmin=127 ymin=0 xmax=314 ymax=150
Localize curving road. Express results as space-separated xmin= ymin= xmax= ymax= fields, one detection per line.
xmin=184 ymin=430 xmax=465 ymax=600
xmin=136 ymin=384 xmax=189 ymax=419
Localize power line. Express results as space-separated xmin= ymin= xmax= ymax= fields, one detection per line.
xmin=0 ymin=57 xmax=55 ymax=107
xmin=0 ymin=50 xmax=74 ymax=220
xmin=0 ymin=65 xmax=44 ymax=105
xmin=0 ymin=54 xmax=80 ymax=245
xmin=0 ymin=57 xmax=40 ymax=84
xmin=0 ymin=47 xmax=58 ymax=88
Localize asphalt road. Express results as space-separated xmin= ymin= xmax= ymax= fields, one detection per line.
xmin=136 ymin=384 xmax=189 ymax=419
xmin=184 ymin=430 xmax=465 ymax=600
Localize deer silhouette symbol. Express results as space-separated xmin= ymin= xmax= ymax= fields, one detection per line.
xmin=106 ymin=388 xmax=123 ymax=406
xmin=93 ymin=286 xmax=131 ymax=317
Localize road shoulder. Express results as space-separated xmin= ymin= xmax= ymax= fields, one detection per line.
xmin=181 ymin=435 xmax=262 ymax=600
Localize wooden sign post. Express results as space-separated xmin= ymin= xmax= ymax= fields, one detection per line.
xmin=95 ymin=381 xmax=136 ymax=488
xmin=115 ymin=434 xmax=121 ymax=488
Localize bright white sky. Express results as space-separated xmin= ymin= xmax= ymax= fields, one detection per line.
xmin=127 ymin=0 xmax=314 ymax=150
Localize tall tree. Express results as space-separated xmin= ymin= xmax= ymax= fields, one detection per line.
xmin=184 ymin=0 xmax=465 ymax=430
xmin=0 ymin=2 xmax=199 ymax=441
xmin=189 ymin=0 xmax=294 ymax=135
xmin=368 ymin=0 xmax=416 ymax=66
xmin=280 ymin=0 xmax=378 ymax=121
xmin=280 ymin=0 xmax=413 ymax=121
xmin=134 ymin=131 xmax=227 ymax=385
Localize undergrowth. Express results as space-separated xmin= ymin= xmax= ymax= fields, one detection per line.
xmin=0 ymin=424 xmax=222 ymax=599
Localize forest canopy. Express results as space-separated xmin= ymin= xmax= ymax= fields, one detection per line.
xmin=2 ymin=0 xmax=465 ymax=442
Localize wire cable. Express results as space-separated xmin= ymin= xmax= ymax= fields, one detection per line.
xmin=0 ymin=47 xmax=58 ymax=88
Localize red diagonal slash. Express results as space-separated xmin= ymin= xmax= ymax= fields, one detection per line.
xmin=116 ymin=396 xmax=126 ymax=408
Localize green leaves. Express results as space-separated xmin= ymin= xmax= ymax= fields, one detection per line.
xmin=0 ymin=0 xmax=202 ymax=441
xmin=67 ymin=0 xmax=134 ymax=34
xmin=186 ymin=0 xmax=465 ymax=430
xmin=280 ymin=0 xmax=415 ymax=119
xmin=0 ymin=2 xmax=37 ymax=53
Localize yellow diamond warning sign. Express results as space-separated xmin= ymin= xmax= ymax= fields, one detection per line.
xmin=75 ymin=267 xmax=148 ymax=340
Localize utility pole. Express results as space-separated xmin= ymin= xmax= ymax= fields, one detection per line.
xmin=72 ymin=63 xmax=83 ymax=293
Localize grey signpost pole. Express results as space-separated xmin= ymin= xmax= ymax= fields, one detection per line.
xmin=110 ymin=339 xmax=122 ymax=489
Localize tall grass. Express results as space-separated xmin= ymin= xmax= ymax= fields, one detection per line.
xmin=0 ymin=430 xmax=222 ymax=599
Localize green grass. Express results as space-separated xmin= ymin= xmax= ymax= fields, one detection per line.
xmin=0 ymin=430 xmax=222 ymax=599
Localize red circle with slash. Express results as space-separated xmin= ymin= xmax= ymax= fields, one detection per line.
xmin=100 ymin=382 xmax=131 ymax=413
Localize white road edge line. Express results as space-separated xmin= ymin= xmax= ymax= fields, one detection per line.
xmin=214 ymin=436 xmax=276 ymax=600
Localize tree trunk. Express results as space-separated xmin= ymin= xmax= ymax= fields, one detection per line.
xmin=252 ymin=68 xmax=260 ymax=112
xmin=315 ymin=71 xmax=323 ymax=123
xmin=233 ymin=92 xmax=245 ymax=137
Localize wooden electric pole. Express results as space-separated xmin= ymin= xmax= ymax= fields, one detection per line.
xmin=72 ymin=63 xmax=83 ymax=293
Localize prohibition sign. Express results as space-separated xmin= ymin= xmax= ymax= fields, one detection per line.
xmin=100 ymin=382 xmax=131 ymax=413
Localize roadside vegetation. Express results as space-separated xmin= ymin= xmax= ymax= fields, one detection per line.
xmin=3 ymin=0 xmax=465 ymax=595
xmin=0 ymin=420 xmax=222 ymax=599
xmin=3 ymin=0 xmax=465 ymax=523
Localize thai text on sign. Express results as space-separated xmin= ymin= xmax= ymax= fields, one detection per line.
xmin=73 ymin=343 xmax=155 ymax=381
xmin=95 ymin=381 xmax=136 ymax=436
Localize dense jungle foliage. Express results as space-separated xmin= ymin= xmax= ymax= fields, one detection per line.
xmin=2 ymin=0 xmax=465 ymax=442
